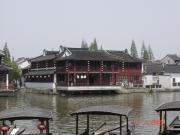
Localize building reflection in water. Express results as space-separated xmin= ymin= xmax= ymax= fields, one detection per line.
xmin=1 ymin=91 xmax=180 ymax=135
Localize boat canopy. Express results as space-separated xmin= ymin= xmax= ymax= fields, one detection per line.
xmin=71 ymin=105 xmax=132 ymax=116
xmin=156 ymin=101 xmax=180 ymax=112
xmin=0 ymin=108 xmax=52 ymax=121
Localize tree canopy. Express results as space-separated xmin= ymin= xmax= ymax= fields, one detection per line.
xmin=81 ymin=40 xmax=88 ymax=48
xmin=2 ymin=43 xmax=21 ymax=83
xmin=130 ymin=40 xmax=138 ymax=58
xmin=141 ymin=41 xmax=146 ymax=58
xmin=10 ymin=59 xmax=22 ymax=82
xmin=143 ymin=49 xmax=149 ymax=60
xmin=148 ymin=45 xmax=155 ymax=61
xmin=2 ymin=42 xmax=11 ymax=65
xmin=89 ymin=38 xmax=98 ymax=51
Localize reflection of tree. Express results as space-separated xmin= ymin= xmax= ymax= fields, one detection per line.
xmin=0 ymin=97 xmax=17 ymax=111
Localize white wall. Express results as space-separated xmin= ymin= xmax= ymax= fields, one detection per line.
xmin=25 ymin=82 xmax=54 ymax=90
xmin=159 ymin=75 xmax=171 ymax=89
xmin=159 ymin=75 xmax=180 ymax=90
xmin=143 ymin=74 xmax=180 ymax=90
xmin=18 ymin=61 xmax=30 ymax=69
xmin=143 ymin=75 xmax=159 ymax=86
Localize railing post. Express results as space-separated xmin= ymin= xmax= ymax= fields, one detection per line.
xmin=164 ymin=111 xmax=167 ymax=132
xmin=160 ymin=111 xmax=162 ymax=134
xmin=6 ymin=74 xmax=9 ymax=90
xmin=120 ymin=116 xmax=122 ymax=135
xmin=46 ymin=119 xmax=49 ymax=135
xmin=87 ymin=114 xmax=89 ymax=134
xmin=126 ymin=116 xmax=129 ymax=134
xmin=76 ymin=115 xmax=78 ymax=135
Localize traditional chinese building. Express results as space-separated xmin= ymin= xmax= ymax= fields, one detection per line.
xmin=24 ymin=49 xmax=58 ymax=92
xmin=24 ymin=46 xmax=142 ymax=93
xmin=56 ymin=46 xmax=142 ymax=87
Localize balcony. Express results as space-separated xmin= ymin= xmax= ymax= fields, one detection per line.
xmin=119 ymin=68 xmax=141 ymax=75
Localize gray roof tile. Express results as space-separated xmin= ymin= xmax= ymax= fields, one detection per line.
xmin=164 ymin=64 xmax=180 ymax=73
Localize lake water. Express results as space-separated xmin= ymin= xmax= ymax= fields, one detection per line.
xmin=0 ymin=91 xmax=180 ymax=135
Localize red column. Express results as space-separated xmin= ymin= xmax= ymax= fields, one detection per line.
xmin=100 ymin=61 xmax=103 ymax=85
xmin=87 ymin=61 xmax=90 ymax=86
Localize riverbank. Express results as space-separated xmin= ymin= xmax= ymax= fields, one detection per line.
xmin=21 ymin=87 xmax=180 ymax=95
xmin=22 ymin=88 xmax=57 ymax=95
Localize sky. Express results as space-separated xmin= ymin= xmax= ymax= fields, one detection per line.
xmin=1 ymin=0 xmax=180 ymax=59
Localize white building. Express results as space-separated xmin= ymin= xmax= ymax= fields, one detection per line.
xmin=159 ymin=75 xmax=180 ymax=90
xmin=159 ymin=64 xmax=180 ymax=90
xmin=161 ymin=54 xmax=180 ymax=65
xmin=15 ymin=57 xmax=31 ymax=87
xmin=143 ymin=63 xmax=180 ymax=90
xmin=15 ymin=57 xmax=30 ymax=70
xmin=142 ymin=63 xmax=163 ymax=88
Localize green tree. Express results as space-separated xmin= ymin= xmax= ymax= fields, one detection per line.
xmin=89 ymin=38 xmax=98 ymax=51
xmin=143 ymin=49 xmax=149 ymax=60
xmin=100 ymin=45 xmax=103 ymax=50
xmin=81 ymin=40 xmax=88 ymax=48
xmin=148 ymin=45 xmax=155 ymax=61
xmin=130 ymin=40 xmax=138 ymax=58
xmin=124 ymin=49 xmax=128 ymax=54
xmin=2 ymin=42 xmax=11 ymax=65
xmin=10 ymin=58 xmax=22 ymax=84
xmin=141 ymin=41 xmax=146 ymax=58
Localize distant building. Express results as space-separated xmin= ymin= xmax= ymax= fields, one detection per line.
xmin=24 ymin=49 xmax=58 ymax=91
xmin=15 ymin=57 xmax=31 ymax=87
xmin=24 ymin=46 xmax=142 ymax=92
xmin=159 ymin=64 xmax=180 ymax=90
xmin=143 ymin=63 xmax=163 ymax=88
xmin=16 ymin=57 xmax=30 ymax=70
xmin=143 ymin=63 xmax=180 ymax=90
xmin=161 ymin=54 xmax=180 ymax=64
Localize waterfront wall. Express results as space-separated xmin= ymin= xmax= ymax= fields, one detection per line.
xmin=25 ymin=82 xmax=54 ymax=89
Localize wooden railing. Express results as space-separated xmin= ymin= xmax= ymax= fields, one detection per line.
xmin=56 ymin=66 xmax=121 ymax=72
xmin=119 ymin=69 xmax=141 ymax=75
xmin=57 ymin=82 xmax=112 ymax=86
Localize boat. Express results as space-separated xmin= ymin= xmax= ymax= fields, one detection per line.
xmin=71 ymin=105 xmax=133 ymax=135
xmin=0 ymin=108 xmax=53 ymax=135
xmin=155 ymin=101 xmax=180 ymax=135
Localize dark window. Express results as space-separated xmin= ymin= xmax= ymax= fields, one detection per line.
xmin=173 ymin=78 xmax=176 ymax=83
xmin=178 ymin=83 xmax=180 ymax=86
xmin=173 ymin=83 xmax=177 ymax=86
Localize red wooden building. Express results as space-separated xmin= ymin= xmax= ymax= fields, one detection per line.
xmin=56 ymin=46 xmax=142 ymax=87
xmin=25 ymin=46 xmax=142 ymax=91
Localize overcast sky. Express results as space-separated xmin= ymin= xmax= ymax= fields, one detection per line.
xmin=1 ymin=0 xmax=180 ymax=59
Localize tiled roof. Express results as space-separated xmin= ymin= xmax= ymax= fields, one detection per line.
xmin=30 ymin=46 xmax=143 ymax=63
xmin=31 ymin=54 xmax=55 ymax=62
xmin=56 ymin=47 xmax=142 ymax=62
xmin=167 ymin=54 xmax=180 ymax=61
xmin=107 ymin=50 xmax=142 ymax=62
xmin=0 ymin=64 xmax=11 ymax=71
xmin=45 ymin=51 xmax=59 ymax=55
xmin=67 ymin=47 xmax=89 ymax=51
xmin=56 ymin=49 xmax=120 ymax=61
xmin=164 ymin=64 xmax=180 ymax=73
xmin=15 ymin=57 xmax=29 ymax=65
xmin=144 ymin=63 xmax=163 ymax=75
xmin=25 ymin=69 xmax=55 ymax=76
